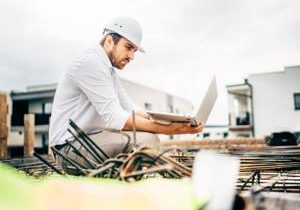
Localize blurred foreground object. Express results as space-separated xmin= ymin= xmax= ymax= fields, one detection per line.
xmin=0 ymin=163 xmax=199 ymax=210
xmin=192 ymin=150 xmax=240 ymax=210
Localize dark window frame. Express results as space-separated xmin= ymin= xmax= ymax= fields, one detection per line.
xmin=144 ymin=102 xmax=152 ymax=111
xmin=294 ymin=93 xmax=300 ymax=110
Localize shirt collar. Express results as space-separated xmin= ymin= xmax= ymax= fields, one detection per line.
xmin=96 ymin=45 xmax=115 ymax=74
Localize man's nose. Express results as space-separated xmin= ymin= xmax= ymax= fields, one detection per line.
xmin=128 ymin=51 xmax=135 ymax=60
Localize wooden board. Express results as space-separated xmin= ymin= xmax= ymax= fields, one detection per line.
xmin=0 ymin=93 xmax=8 ymax=158
xmin=24 ymin=114 xmax=35 ymax=157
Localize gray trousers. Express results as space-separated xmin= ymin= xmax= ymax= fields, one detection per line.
xmin=55 ymin=131 xmax=160 ymax=175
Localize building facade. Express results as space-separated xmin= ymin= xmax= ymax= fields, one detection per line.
xmin=8 ymin=78 xmax=193 ymax=153
xmin=227 ymin=65 xmax=300 ymax=138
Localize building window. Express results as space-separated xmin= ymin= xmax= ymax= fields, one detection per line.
xmin=203 ymin=133 xmax=210 ymax=138
xmin=44 ymin=102 xmax=53 ymax=114
xmin=223 ymin=132 xmax=228 ymax=138
xmin=144 ymin=102 xmax=152 ymax=110
xmin=294 ymin=93 xmax=300 ymax=110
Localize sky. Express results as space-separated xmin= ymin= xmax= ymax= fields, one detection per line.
xmin=1 ymin=0 xmax=300 ymax=124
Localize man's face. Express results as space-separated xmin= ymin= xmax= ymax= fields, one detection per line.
xmin=107 ymin=37 xmax=138 ymax=69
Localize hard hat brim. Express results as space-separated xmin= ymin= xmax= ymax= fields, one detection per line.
xmin=103 ymin=28 xmax=145 ymax=53
xmin=138 ymin=46 xmax=145 ymax=53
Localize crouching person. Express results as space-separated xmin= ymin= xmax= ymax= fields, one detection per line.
xmin=49 ymin=16 xmax=203 ymax=175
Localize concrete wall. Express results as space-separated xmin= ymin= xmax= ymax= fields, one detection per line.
xmin=173 ymin=96 xmax=193 ymax=114
xmin=249 ymin=66 xmax=300 ymax=137
xmin=121 ymin=79 xmax=168 ymax=111
xmin=121 ymin=78 xmax=192 ymax=114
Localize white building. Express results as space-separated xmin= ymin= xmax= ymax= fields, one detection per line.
xmin=227 ymin=65 xmax=300 ymax=138
xmin=196 ymin=125 xmax=228 ymax=139
xmin=8 ymin=78 xmax=193 ymax=152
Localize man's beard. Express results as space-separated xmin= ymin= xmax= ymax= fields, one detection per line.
xmin=107 ymin=49 xmax=128 ymax=69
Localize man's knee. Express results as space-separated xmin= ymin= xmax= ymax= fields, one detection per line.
xmin=135 ymin=132 xmax=160 ymax=149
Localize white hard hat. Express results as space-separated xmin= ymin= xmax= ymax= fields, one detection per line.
xmin=104 ymin=16 xmax=145 ymax=53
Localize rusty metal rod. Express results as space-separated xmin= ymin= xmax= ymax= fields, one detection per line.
xmin=51 ymin=147 xmax=87 ymax=175
xmin=33 ymin=152 xmax=64 ymax=175
xmin=68 ymin=128 xmax=104 ymax=163
xmin=66 ymin=140 xmax=98 ymax=169
xmin=69 ymin=120 xmax=109 ymax=159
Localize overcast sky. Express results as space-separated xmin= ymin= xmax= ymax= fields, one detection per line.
xmin=1 ymin=0 xmax=300 ymax=124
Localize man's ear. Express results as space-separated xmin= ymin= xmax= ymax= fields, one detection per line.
xmin=106 ymin=35 xmax=114 ymax=50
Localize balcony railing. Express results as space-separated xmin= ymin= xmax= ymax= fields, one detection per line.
xmin=229 ymin=112 xmax=251 ymax=126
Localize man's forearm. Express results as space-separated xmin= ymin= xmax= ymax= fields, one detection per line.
xmin=122 ymin=114 xmax=204 ymax=135
xmin=134 ymin=110 xmax=150 ymax=119
xmin=122 ymin=114 xmax=167 ymax=134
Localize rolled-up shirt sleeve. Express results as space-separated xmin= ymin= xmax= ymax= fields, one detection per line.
xmin=116 ymin=79 xmax=141 ymax=112
xmin=73 ymin=58 xmax=130 ymax=130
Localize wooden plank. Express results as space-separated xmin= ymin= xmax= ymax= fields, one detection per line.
xmin=24 ymin=114 xmax=35 ymax=157
xmin=0 ymin=93 xmax=8 ymax=158
xmin=48 ymin=143 xmax=54 ymax=157
xmin=48 ymin=115 xmax=53 ymax=156
xmin=161 ymin=138 xmax=266 ymax=149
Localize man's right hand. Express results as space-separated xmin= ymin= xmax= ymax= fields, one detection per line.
xmin=163 ymin=122 xmax=204 ymax=135
xmin=123 ymin=114 xmax=204 ymax=135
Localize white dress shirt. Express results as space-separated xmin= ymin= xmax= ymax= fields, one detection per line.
xmin=49 ymin=45 xmax=139 ymax=146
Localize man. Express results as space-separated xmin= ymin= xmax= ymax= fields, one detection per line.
xmin=49 ymin=16 xmax=204 ymax=174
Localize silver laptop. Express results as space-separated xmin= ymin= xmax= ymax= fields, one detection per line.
xmin=147 ymin=76 xmax=218 ymax=126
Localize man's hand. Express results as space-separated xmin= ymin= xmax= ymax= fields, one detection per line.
xmin=123 ymin=113 xmax=204 ymax=135
xmin=165 ymin=122 xmax=204 ymax=135
xmin=134 ymin=110 xmax=150 ymax=120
